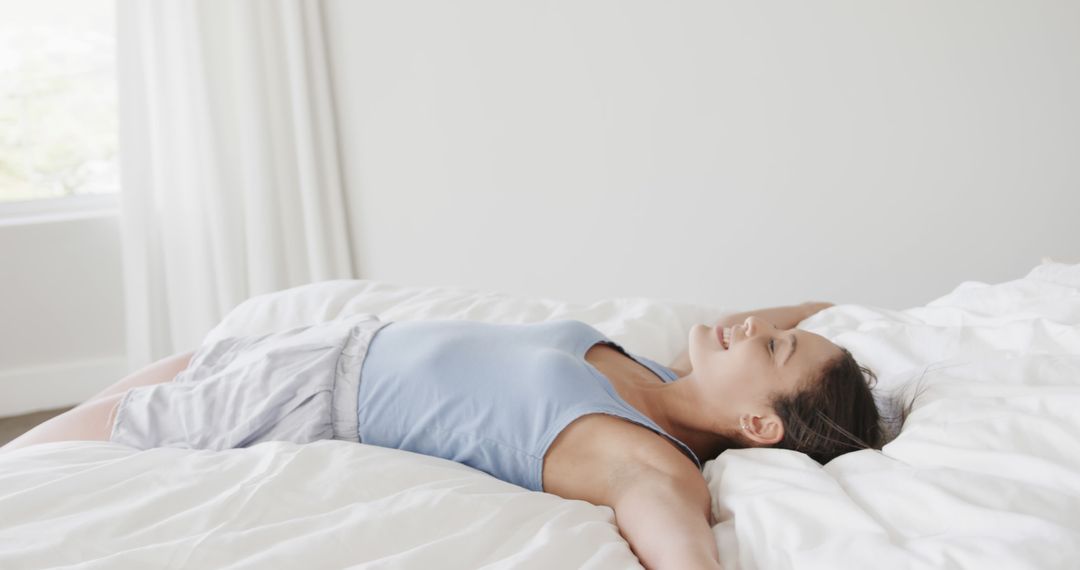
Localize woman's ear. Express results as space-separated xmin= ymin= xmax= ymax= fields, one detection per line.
xmin=739 ymin=413 xmax=784 ymax=446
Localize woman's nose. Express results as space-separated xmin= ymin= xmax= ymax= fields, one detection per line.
xmin=743 ymin=316 xmax=757 ymax=338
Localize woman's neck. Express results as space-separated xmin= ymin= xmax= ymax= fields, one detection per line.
xmin=587 ymin=345 xmax=733 ymax=462
xmin=633 ymin=377 xmax=734 ymax=464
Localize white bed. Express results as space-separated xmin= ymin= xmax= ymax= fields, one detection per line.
xmin=1 ymin=262 xmax=1078 ymax=569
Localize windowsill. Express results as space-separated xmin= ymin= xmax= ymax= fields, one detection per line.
xmin=0 ymin=193 xmax=120 ymax=227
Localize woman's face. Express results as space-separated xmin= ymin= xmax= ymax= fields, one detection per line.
xmin=686 ymin=315 xmax=842 ymax=443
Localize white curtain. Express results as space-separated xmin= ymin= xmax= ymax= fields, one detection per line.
xmin=117 ymin=0 xmax=356 ymax=370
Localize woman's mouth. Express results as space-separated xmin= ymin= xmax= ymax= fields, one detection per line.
xmin=716 ymin=326 xmax=729 ymax=349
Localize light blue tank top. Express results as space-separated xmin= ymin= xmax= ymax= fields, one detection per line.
xmin=356 ymin=319 xmax=702 ymax=492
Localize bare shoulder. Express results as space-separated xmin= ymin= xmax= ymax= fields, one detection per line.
xmin=542 ymin=413 xmax=704 ymax=508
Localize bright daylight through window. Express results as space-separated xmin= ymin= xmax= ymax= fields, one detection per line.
xmin=0 ymin=0 xmax=117 ymax=204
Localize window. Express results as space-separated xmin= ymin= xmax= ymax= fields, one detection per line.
xmin=0 ymin=0 xmax=117 ymax=206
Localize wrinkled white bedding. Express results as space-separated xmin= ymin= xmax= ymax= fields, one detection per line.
xmin=1 ymin=264 xmax=1078 ymax=569
xmin=712 ymin=262 xmax=1080 ymax=570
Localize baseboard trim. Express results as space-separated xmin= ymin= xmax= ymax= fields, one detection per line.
xmin=0 ymin=356 xmax=128 ymax=417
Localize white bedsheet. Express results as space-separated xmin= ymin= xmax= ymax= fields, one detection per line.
xmin=1 ymin=263 xmax=1078 ymax=569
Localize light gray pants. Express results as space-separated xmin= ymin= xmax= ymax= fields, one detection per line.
xmin=110 ymin=313 xmax=391 ymax=450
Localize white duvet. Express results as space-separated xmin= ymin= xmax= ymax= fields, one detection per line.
xmin=2 ymin=263 xmax=1078 ymax=569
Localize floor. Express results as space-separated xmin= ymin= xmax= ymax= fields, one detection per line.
xmin=0 ymin=407 xmax=74 ymax=446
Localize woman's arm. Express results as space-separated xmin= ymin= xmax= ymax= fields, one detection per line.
xmin=609 ymin=464 xmax=722 ymax=570
xmin=668 ymin=302 xmax=833 ymax=369
xmin=716 ymin=301 xmax=833 ymax=330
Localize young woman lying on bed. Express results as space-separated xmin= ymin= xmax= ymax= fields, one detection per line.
xmin=1 ymin=302 xmax=883 ymax=570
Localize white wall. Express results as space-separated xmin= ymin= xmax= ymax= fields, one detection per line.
xmin=4 ymin=1 xmax=1080 ymax=415
xmin=323 ymin=0 xmax=1080 ymax=310
xmin=0 ymin=212 xmax=126 ymax=415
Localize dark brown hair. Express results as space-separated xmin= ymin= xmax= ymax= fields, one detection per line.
xmin=766 ymin=346 xmax=884 ymax=464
